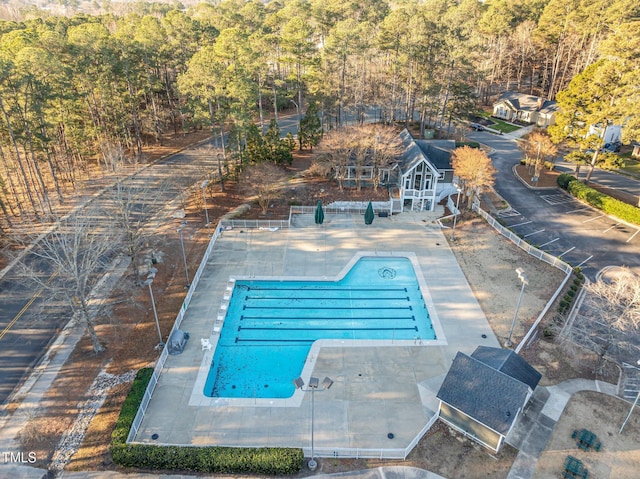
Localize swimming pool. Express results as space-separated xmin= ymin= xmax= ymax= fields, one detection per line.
xmin=203 ymin=256 xmax=436 ymax=399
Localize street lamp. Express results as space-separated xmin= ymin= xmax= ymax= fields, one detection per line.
xmin=294 ymin=376 xmax=333 ymax=471
xmin=450 ymin=179 xmax=462 ymax=241
xmin=201 ymin=179 xmax=211 ymax=234
xmin=216 ymin=153 xmax=225 ymax=192
xmin=506 ymin=267 xmax=528 ymax=348
xmin=177 ymin=222 xmax=190 ymax=289
xmin=143 ymin=268 xmax=164 ymax=350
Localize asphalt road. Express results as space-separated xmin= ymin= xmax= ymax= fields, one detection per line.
xmin=469 ymin=132 xmax=640 ymax=281
xmin=0 ymin=143 xmax=218 ymax=405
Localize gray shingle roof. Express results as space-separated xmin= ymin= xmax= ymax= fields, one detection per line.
xmin=471 ymin=346 xmax=542 ymax=391
xmin=398 ymin=129 xmax=452 ymax=174
xmin=436 ymin=351 xmax=533 ymax=434
xmin=415 ymin=140 xmax=454 ymax=171
xmin=495 ymin=91 xmax=557 ymax=113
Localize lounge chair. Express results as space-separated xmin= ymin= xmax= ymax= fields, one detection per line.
xmin=201 ymin=338 xmax=212 ymax=351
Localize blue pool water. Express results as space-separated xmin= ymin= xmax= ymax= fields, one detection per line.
xmin=203 ymin=256 xmax=435 ymax=399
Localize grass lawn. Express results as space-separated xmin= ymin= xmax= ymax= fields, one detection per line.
xmin=618 ymin=157 xmax=640 ymax=179
xmin=477 ymin=112 xmax=522 ymax=133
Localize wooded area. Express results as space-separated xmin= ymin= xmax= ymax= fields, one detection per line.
xmin=0 ymin=0 xmax=638 ymax=230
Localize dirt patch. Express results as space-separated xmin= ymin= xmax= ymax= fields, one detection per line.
xmin=515 ymin=164 xmax=561 ymax=188
xmin=534 ymin=391 xmax=640 ymax=479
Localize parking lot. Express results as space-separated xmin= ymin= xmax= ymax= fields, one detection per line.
xmin=495 ymin=190 xmax=640 ymax=275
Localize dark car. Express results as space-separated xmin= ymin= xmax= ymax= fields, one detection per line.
xmin=470 ymin=123 xmax=485 ymax=131
xmin=603 ymin=142 xmax=621 ymax=152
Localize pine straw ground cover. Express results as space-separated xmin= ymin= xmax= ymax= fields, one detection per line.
xmin=11 ymin=138 xmax=628 ymax=478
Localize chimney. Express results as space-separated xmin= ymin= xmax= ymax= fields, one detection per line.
xmin=536 ymin=97 xmax=545 ymax=110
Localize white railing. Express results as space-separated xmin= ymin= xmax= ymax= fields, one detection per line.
xmin=289 ymin=202 xmax=393 ymax=217
xmin=403 ymin=189 xmax=435 ymax=199
xmin=219 ymin=219 xmax=290 ymax=229
xmin=304 ymin=413 xmax=438 ymax=459
xmin=127 ymin=221 xmax=224 ymax=443
xmin=474 ymin=205 xmax=572 ymax=274
xmin=473 ymin=203 xmax=573 ymax=352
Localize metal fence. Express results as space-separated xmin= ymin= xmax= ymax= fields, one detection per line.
xmin=219 ymin=219 xmax=290 ymax=229
xmin=308 ymin=413 xmax=439 ymax=459
xmin=289 ymin=202 xmax=392 ymax=217
xmin=474 ymin=204 xmax=572 ymax=275
xmin=127 ymin=221 xmax=224 ymax=443
xmin=473 ymin=204 xmax=573 ymax=352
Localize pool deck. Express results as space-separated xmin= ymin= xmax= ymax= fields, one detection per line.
xmin=133 ymin=208 xmax=500 ymax=456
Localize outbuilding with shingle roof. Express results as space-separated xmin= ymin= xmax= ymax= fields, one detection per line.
xmin=436 ymin=346 xmax=541 ymax=452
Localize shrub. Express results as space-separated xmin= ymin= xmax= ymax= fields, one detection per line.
xmin=567 ymin=290 xmax=576 ymax=298
xmin=557 ymin=173 xmax=577 ymax=190
xmin=111 ymin=368 xmax=304 ymax=475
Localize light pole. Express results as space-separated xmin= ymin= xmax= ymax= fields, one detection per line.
xmin=450 ymin=179 xmax=462 ymax=241
xmin=506 ymin=268 xmax=528 ymax=348
xmin=201 ymin=179 xmax=211 ymax=234
xmin=294 ymin=376 xmax=333 ymax=471
xmin=177 ymin=222 xmax=190 ymax=288
xmin=143 ymin=269 xmax=164 ymax=350
xmin=216 ymin=153 xmax=225 ymax=192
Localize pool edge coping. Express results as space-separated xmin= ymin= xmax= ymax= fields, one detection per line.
xmin=189 ymin=251 xmax=448 ymax=409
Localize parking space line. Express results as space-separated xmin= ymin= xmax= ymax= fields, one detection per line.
xmin=628 ymin=230 xmax=640 ymax=243
xmin=560 ymin=246 xmax=575 ymax=257
xmin=566 ymin=207 xmax=589 ymax=214
xmin=576 ymin=255 xmax=593 ymax=268
xmin=603 ymin=223 xmax=621 ymax=233
xmin=583 ymin=215 xmax=605 ymax=223
xmin=510 ymin=220 xmax=532 ymax=228
xmin=539 ymin=238 xmax=559 ymax=248
xmin=524 ymin=229 xmax=545 ymax=238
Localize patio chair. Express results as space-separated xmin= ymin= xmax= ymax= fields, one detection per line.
xmin=582 ymin=469 xmax=589 ymax=478
xmin=594 ymin=442 xmax=601 ymax=451
xmin=201 ymin=338 xmax=212 ymax=351
xmin=571 ymin=429 xmax=579 ymax=439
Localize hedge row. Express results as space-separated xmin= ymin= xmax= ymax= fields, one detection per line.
xmin=111 ymin=368 xmax=304 ymax=475
xmin=557 ymin=173 xmax=640 ymax=225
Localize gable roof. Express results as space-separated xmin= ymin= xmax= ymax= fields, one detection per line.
xmin=398 ymin=129 xmax=452 ymax=174
xmin=495 ymin=91 xmax=557 ymax=113
xmin=415 ymin=140 xmax=454 ymax=171
xmin=471 ymin=346 xmax=542 ymax=390
xmin=436 ymin=350 xmax=537 ymax=435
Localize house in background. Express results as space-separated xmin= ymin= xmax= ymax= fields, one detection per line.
xmin=587 ymin=123 xmax=622 ymax=144
xmin=436 ymin=346 xmax=542 ymax=453
xmin=493 ymin=91 xmax=559 ymax=128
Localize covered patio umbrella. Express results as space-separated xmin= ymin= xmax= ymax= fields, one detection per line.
xmin=314 ymin=200 xmax=324 ymax=224
xmin=364 ymin=201 xmax=374 ymax=225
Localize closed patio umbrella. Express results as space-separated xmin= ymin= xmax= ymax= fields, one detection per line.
xmin=314 ymin=200 xmax=324 ymax=224
xmin=364 ymin=201 xmax=374 ymax=225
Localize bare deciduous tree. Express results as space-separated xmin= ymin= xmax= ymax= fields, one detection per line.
xmin=315 ymin=125 xmax=402 ymax=192
xmin=104 ymin=178 xmax=167 ymax=285
xmin=518 ymin=130 xmax=558 ymax=179
xmin=239 ymin=163 xmax=287 ymax=215
xmin=568 ymin=268 xmax=640 ymax=373
xmin=315 ymin=127 xmax=359 ymax=192
xmin=14 ymin=209 xmax=121 ymax=353
xmin=451 ymin=146 xmax=497 ymax=208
